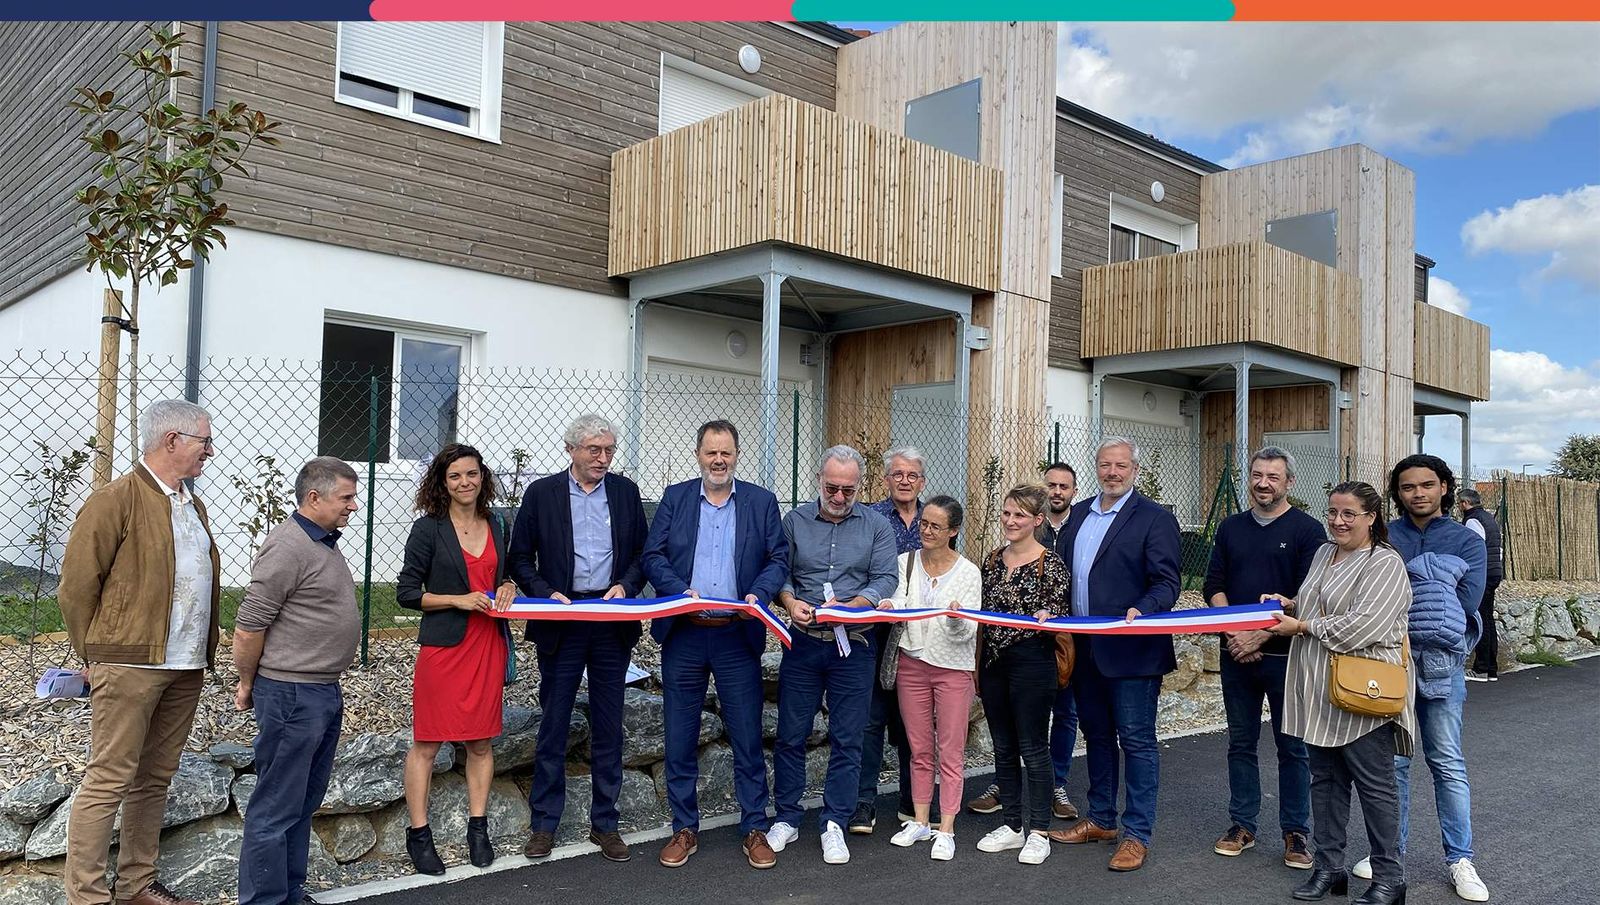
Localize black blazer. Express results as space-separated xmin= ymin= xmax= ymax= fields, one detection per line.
xmin=395 ymin=513 xmax=509 ymax=647
xmin=507 ymin=470 xmax=648 ymax=650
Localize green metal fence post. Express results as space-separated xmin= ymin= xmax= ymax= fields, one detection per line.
xmin=791 ymin=389 xmax=800 ymax=508
xmin=1498 ymin=474 xmax=1511 ymax=580
xmin=361 ymin=374 xmax=378 ymax=667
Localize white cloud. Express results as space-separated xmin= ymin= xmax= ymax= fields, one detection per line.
xmin=1461 ymin=185 xmax=1600 ymax=290
xmin=1427 ymin=276 xmax=1472 ymax=316
xmin=1426 ymin=349 xmax=1600 ymax=472
xmin=1056 ymin=23 xmax=1600 ymax=166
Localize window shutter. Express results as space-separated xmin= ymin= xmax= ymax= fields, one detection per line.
xmin=340 ymin=22 xmax=485 ymax=108
xmin=1109 ymin=201 xmax=1184 ymax=248
xmin=659 ymin=61 xmax=762 ymax=134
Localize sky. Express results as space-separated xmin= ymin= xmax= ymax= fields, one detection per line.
xmin=843 ymin=22 xmax=1600 ymax=475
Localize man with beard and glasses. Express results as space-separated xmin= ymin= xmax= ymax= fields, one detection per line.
xmin=1203 ymin=447 xmax=1324 ymax=870
xmin=642 ymin=420 xmax=789 ymax=870
xmin=971 ymin=461 xmax=1082 ymax=822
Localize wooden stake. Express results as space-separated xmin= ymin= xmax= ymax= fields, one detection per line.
xmin=93 ymin=288 xmax=121 ymax=488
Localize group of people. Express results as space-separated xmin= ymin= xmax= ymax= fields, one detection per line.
xmin=55 ymin=399 xmax=1499 ymax=905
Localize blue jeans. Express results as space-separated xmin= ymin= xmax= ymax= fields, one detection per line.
xmin=773 ymin=630 xmax=875 ymax=830
xmin=661 ymin=623 xmax=768 ymax=834
xmin=1396 ymin=669 xmax=1474 ymax=863
xmin=1220 ymin=653 xmax=1310 ymax=835
xmin=238 ymin=677 xmax=342 ymax=905
xmin=529 ymin=622 xmax=630 ymax=833
xmin=1050 ymin=684 xmax=1078 ymax=787
xmin=1073 ymin=639 xmax=1162 ymax=844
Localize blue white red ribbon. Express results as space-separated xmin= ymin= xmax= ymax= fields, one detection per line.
xmin=813 ymin=602 xmax=1283 ymax=636
xmin=491 ymin=595 xmax=792 ymax=647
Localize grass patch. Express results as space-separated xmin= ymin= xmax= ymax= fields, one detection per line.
xmin=1516 ymin=648 xmax=1573 ymax=668
xmin=2 ymin=583 xmax=409 ymax=640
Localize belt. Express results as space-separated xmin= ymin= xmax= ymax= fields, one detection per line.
xmin=795 ymin=622 xmax=869 ymax=643
xmin=686 ymin=613 xmax=738 ymax=627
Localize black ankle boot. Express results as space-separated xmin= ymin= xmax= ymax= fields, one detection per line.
xmin=407 ymin=824 xmax=447 ymax=875
xmin=1352 ymin=881 xmax=1406 ymax=905
xmin=467 ymin=815 xmax=495 ymax=868
xmin=1292 ymin=869 xmax=1349 ymax=900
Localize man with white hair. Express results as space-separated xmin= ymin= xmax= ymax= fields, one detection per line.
xmin=768 ymin=445 xmax=898 ymax=865
xmin=60 ymin=399 xmax=222 ymax=905
xmin=508 ymin=414 xmax=649 ymax=863
xmin=1048 ymin=437 xmax=1181 ymax=872
xmin=853 ymin=445 xmax=928 ymax=833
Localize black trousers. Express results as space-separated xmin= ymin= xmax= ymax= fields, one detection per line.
xmin=1472 ymin=578 xmax=1501 ymax=675
xmin=979 ymin=637 xmax=1056 ymax=833
xmin=1307 ymin=724 xmax=1404 ymax=885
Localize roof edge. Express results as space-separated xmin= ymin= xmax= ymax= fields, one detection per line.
xmin=1055 ymin=97 xmax=1225 ymax=175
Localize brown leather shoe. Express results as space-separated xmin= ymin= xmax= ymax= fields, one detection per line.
xmin=743 ymin=829 xmax=777 ymax=869
xmin=1051 ymin=786 xmax=1080 ymax=821
xmin=117 ymin=881 xmax=201 ymax=905
xmin=1214 ymin=824 xmax=1256 ymax=856
xmin=967 ymin=783 xmax=1002 ymax=814
xmin=1283 ymin=830 xmax=1313 ymax=869
xmin=659 ymin=828 xmax=697 ymax=867
xmin=1109 ymin=837 xmax=1149 ymax=871
xmin=1047 ymin=818 xmax=1118 ymax=844
xmin=523 ymin=830 xmax=555 ymax=859
xmin=590 ymin=829 xmax=631 ymax=862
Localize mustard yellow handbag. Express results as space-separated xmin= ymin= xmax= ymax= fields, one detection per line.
xmin=1327 ymin=638 xmax=1409 ymax=719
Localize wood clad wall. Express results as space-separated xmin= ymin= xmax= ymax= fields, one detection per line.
xmin=609 ymin=94 xmax=1003 ymax=290
xmin=0 ymin=21 xmax=154 ymax=308
xmin=1050 ymin=115 xmax=1205 ymax=368
xmin=1081 ymin=241 xmax=1360 ymax=364
xmin=1199 ymin=385 xmax=1331 ymax=491
xmin=164 ymin=21 xmax=837 ymax=299
xmin=1386 ymin=161 xmax=1416 ymax=379
xmin=1414 ymin=301 xmax=1491 ymax=400
xmin=826 ymin=318 xmax=958 ymax=449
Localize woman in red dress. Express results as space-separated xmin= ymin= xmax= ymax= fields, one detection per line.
xmin=396 ymin=443 xmax=517 ymax=873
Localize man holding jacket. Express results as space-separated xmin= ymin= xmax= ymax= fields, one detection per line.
xmin=642 ymin=420 xmax=789 ymax=870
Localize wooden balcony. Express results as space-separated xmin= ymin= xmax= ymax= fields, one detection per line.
xmin=1082 ymin=240 xmax=1361 ymax=365
xmin=608 ymin=94 xmax=1002 ymax=291
xmin=1413 ymin=301 xmax=1490 ymax=400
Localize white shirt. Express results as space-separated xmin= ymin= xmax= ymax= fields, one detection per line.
xmin=123 ymin=459 xmax=213 ymax=670
xmin=1464 ymin=518 xmax=1486 ymax=541
xmin=885 ymin=551 xmax=982 ymax=672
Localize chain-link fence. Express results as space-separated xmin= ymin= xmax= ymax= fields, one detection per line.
xmin=0 ymin=350 xmax=1451 ymax=685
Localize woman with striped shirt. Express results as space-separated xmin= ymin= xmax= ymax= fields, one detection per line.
xmin=1264 ymin=481 xmax=1416 ymax=905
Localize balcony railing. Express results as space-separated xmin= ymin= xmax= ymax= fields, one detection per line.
xmin=609 ymin=94 xmax=1002 ymax=291
xmin=1082 ymin=240 xmax=1361 ymax=365
xmin=1413 ymin=301 xmax=1490 ymax=400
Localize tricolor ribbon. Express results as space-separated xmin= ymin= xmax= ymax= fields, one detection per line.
xmin=813 ymin=602 xmax=1284 ymax=636
xmin=491 ymin=594 xmax=792 ymax=647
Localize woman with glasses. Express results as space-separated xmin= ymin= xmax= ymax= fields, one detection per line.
xmin=974 ymin=484 xmax=1071 ymax=865
xmin=875 ymin=495 xmax=982 ymax=860
xmin=1264 ymin=481 xmax=1416 ymax=905
xmin=396 ymin=444 xmax=519 ymax=874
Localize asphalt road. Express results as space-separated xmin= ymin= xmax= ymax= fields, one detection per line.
xmin=354 ymin=657 xmax=1597 ymax=905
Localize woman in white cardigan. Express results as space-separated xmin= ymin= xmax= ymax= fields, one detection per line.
xmin=876 ymin=495 xmax=983 ymax=860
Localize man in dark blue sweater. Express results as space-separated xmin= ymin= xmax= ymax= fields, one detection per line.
xmin=1203 ymin=446 xmax=1326 ymax=870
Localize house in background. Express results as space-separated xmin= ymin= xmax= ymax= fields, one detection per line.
xmin=0 ymin=19 xmax=1489 ymax=517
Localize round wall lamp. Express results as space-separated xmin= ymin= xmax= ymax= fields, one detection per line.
xmin=738 ymin=45 xmax=762 ymax=74
xmin=726 ymin=330 xmax=748 ymax=359
xmin=1142 ymin=390 xmax=1158 ymax=412
xmin=1150 ymin=181 xmax=1166 ymax=203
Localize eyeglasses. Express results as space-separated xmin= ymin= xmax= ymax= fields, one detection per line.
xmin=919 ymin=521 xmax=949 ymax=533
xmin=822 ymin=483 xmax=858 ymax=498
xmin=1325 ymin=508 xmax=1371 ymax=523
xmin=578 ymin=444 xmax=616 ymax=458
xmin=888 ymin=470 xmax=923 ymax=482
xmin=175 ymin=432 xmax=215 ymax=450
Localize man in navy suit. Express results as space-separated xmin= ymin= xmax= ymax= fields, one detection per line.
xmin=508 ymin=414 xmax=647 ymax=863
xmin=642 ymin=420 xmax=789 ymax=870
xmin=1047 ymin=436 xmax=1180 ymax=872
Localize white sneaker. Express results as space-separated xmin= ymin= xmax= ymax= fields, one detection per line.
xmin=1018 ymin=831 xmax=1052 ymax=864
xmin=891 ymin=821 xmax=933 ymax=847
xmin=1352 ymin=856 xmax=1373 ymax=879
xmin=931 ymin=831 xmax=956 ymax=861
xmin=821 ymin=821 xmax=850 ymax=864
xmin=1450 ymin=858 xmax=1490 ymax=902
xmin=766 ymin=821 xmax=798 ymax=853
xmin=976 ymin=825 xmax=1026 ymax=853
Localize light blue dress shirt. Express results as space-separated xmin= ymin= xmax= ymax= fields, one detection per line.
xmin=691 ymin=481 xmax=739 ymax=611
xmin=568 ymin=471 xmax=613 ymax=593
xmin=1071 ymin=490 xmax=1132 ymax=616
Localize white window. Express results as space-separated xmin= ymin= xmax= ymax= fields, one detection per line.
xmin=319 ymin=319 xmax=470 ymax=463
xmin=335 ymin=22 xmax=504 ymax=142
xmin=658 ymin=54 xmax=768 ymax=134
xmin=1051 ymin=173 xmax=1065 ymax=277
xmin=1108 ymin=194 xmax=1196 ymax=264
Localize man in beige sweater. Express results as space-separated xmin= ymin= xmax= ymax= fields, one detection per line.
xmin=233 ymin=457 xmax=360 ymax=905
xmin=60 ymin=399 xmax=221 ymax=905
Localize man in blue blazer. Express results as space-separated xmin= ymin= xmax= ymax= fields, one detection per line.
xmin=642 ymin=420 xmax=789 ymax=870
xmin=1048 ymin=437 xmax=1180 ymax=872
xmin=507 ymin=414 xmax=648 ymax=863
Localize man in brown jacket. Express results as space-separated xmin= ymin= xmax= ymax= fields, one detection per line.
xmin=59 ymin=399 xmax=222 ymax=905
